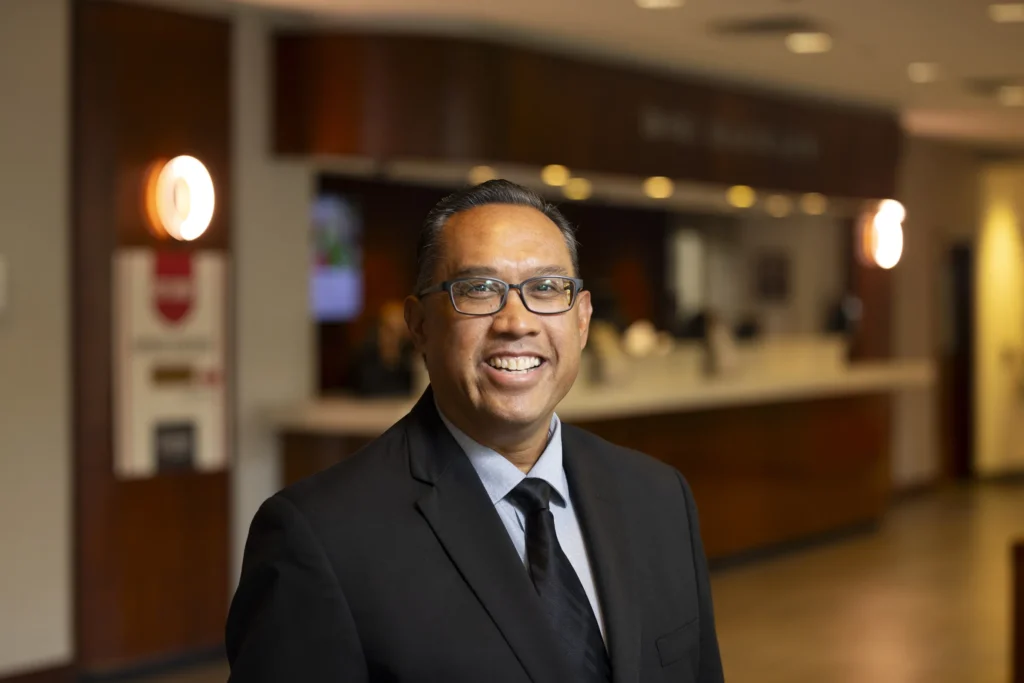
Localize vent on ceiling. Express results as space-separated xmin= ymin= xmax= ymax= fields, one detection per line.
xmin=709 ymin=14 xmax=823 ymax=37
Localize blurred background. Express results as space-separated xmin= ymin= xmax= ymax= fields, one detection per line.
xmin=1 ymin=0 xmax=1023 ymax=681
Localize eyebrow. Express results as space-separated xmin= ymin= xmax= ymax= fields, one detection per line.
xmin=448 ymin=265 xmax=572 ymax=279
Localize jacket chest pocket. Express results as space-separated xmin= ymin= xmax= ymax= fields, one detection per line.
xmin=655 ymin=618 xmax=699 ymax=675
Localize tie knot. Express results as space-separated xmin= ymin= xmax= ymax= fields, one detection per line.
xmin=508 ymin=478 xmax=554 ymax=513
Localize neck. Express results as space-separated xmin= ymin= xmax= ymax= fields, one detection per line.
xmin=437 ymin=399 xmax=552 ymax=474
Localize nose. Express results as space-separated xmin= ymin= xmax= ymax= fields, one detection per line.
xmin=491 ymin=286 xmax=541 ymax=337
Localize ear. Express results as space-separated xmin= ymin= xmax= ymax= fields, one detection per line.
xmin=404 ymin=295 xmax=428 ymax=353
xmin=575 ymin=289 xmax=593 ymax=350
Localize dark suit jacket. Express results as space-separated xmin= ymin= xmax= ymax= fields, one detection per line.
xmin=226 ymin=388 xmax=724 ymax=682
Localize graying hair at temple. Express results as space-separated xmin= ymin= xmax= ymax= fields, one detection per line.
xmin=414 ymin=179 xmax=581 ymax=296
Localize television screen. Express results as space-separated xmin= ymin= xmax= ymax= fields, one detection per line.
xmin=310 ymin=193 xmax=363 ymax=322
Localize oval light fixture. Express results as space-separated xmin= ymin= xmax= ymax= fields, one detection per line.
xmin=145 ymin=155 xmax=215 ymax=241
xmin=858 ymin=199 xmax=905 ymax=270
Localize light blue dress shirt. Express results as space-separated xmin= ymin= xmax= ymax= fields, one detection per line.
xmin=435 ymin=402 xmax=607 ymax=642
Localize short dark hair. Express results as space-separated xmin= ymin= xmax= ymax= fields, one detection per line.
xmin=414 ymin=179 xmax=580 ymax=294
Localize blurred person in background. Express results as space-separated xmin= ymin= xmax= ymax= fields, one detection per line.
xmin=226 ymin=180 xmax=724 ymax=683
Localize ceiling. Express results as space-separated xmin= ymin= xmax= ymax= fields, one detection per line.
xmin=222 ymin=0 xmax=1024 ymax=149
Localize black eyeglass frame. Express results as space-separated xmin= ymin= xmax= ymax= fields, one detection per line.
xmin=417 ymin=275 xmax=585 ymax=316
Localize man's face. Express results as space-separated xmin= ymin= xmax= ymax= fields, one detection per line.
xmin=406 ymin=203 xmax=592 ymax=437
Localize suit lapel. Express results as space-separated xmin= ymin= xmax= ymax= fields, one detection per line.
xmin=407 ymin=389 xmax=571 ymax=683
xmin=562 ymin=426 xmax=642 ymax=683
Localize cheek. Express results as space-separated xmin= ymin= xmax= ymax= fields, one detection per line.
xmin=426 ymin=318 xmax=486 ymax=367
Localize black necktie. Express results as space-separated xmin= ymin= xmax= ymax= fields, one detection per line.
xmin=508 ymin=478 xmax=612 ymax=682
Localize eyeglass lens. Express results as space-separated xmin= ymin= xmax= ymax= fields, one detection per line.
xmin=450 ymin=277 xmax=577 ymax=315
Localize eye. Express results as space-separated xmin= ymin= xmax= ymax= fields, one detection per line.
xmin=454 ymin=279 xmax=502 ymax=298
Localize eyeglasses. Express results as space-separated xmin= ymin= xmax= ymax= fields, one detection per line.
xmin=417 ymin=276 xmax=585 ymax=316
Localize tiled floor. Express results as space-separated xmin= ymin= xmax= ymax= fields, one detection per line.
xmin=712 ymin=482 xmax=1023 ymax=683
xmin=126 ymin=483 xmax=1023 ymax=683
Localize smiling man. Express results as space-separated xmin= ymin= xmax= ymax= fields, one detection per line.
xmin=226 ymin=180 xmax=725 ymax=683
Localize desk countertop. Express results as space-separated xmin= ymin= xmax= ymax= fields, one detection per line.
xmin=269 ymin=358 xmax=935 ymax=437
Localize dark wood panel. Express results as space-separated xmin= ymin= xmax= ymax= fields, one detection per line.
xmin=275 ymin=32 xmax=903 ymax=198
xmin=72 ymin=0 xmax=232 ymax=673
xmin=280 ymin=395 xmax=890 ymax=561
xmin=573 ymin=395 xmax=890 ymax=559
xmin=0 ymin=665 xmax=75 ymax=683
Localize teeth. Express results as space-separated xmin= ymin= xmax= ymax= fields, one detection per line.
xmin=488 ymin=356 xmax=542 ymax=372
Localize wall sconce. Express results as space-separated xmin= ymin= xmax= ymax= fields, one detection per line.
xmin=145 ymin=155 xmax=215 ymax=241
xmin=857 ymin=199 xmax=904 ymax=269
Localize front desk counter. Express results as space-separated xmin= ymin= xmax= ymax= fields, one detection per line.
xmin=268 ymin=357 xmax=934 ymax=562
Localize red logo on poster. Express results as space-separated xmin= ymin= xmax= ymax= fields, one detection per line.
xmin=153 ymin=251 xmax=195 ymax=324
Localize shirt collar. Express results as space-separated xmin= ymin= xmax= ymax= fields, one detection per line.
xmin=435 ymin=398 xmax=568 ymax=508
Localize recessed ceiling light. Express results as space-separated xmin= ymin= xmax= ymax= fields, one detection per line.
xmin=907 ymin=62 xmax=940 ymax=84
xmin=989 ymin=3 xmax=1024 ymax=22
xmin=642 ymin=176 xmax=675 ymax=199
xmin=800 ymin=193 xmax=829 ymax=216
xmin=765 ymin=195 xmax=792 ymax=218
xmin=541 ymin=164 xmax=570 ymax=187
xmin=998 ymin=85 xmax=1024 ymax=106
xmin=563 ymin=177 xmax=592 ymax=201
xmin=785 ymin=32 xmax=832 ymax=54
xmin=727 ymin=185 xmax=757 ymax=209
xmin=467 ymin=165 xmax=496 ymax=185
xmin=636 ymin=0 xmax=684 ymax=8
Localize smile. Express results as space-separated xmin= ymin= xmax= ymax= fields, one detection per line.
xmin=486 ymin=356 xmax=544 ymax=373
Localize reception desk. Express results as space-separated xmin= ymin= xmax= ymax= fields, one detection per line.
xmin=269 ymin=341 xmax=934 ymax=561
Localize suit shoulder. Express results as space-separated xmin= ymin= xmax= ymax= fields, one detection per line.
xmin=562 ymin=422 xmax=683 ymax=486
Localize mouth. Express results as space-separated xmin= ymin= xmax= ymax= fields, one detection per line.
xmin=484 ymin=355 xmax=545 ymax=374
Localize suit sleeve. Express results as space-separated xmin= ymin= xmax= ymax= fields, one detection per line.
xmin=676 ymin=472 xmax=725 ymax=682
xmin=225 ymin=493 xmax=369 ymax=683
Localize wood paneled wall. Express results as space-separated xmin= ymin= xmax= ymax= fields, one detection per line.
xmin=72 ymin=1 xmax=231 ymax=673
xmin=573 ymin=395 xmax=891 ymax=560
xmin=275 ymin=33 xmax=903 ymax=199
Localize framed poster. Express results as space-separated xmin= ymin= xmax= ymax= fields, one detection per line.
xmin=113 ymin=248 xmax=229 ymax=479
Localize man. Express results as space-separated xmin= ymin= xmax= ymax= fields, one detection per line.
xmin=226 ymin=179 xmax=725 ymax=682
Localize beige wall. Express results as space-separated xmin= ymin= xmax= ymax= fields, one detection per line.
xmin=975 ymin=165 xmax=1024 ymax=476
xmin=231 ymin=9 xmax=315 ymax=581
xmin=891 ymin=136 xmax=982 ymax=487
xmin=0 ymin=0 xmax=73 ymax=676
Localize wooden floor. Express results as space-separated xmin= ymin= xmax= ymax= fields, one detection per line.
xmin=128 ymin=482 xmax=1023 ymax=683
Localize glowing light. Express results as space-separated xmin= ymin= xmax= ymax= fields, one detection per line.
xmin=541 ymin=164 xmax=571 ymax=187
xmin=146 ymin=155 xmax=215 ymax=242
xmin=989 ymin=3 xmax=1024 ymax=22
xmin=643 ymin=176 xmax=675 ymax=199
xmin=800 ymin=192 xmax=829 ymax=215
xmin=563 ymin=177 xmax=592 ymax=201
xmin=635 ymin=0 xmax=684 ymax=7
xmin=908 ymin=62 xmax=940 ymax=84
xmin=765 ymin=194 xmax=793 ymax=218
xmin=785 ymin=32 xmax=833 ymax=54
xmin=859 ymin=199 xmax=905 ymax=269
xmin=727 ymin=185 xmax=757 ymax=209
xmin=998 ymin=85 xmax=1024 ymax=107
xmin=468 ymin=165 xmax=497 ymax=185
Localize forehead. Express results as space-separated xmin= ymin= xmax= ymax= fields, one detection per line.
xmin=438 ymin=203 xmax=572 ymax=274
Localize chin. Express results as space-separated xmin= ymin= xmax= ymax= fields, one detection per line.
xmin=480 ymin=392 xmax=550 ymax=428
